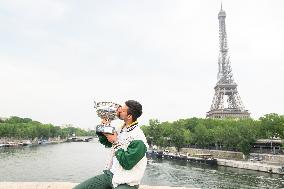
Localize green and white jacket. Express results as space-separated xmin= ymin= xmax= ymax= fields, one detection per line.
xmin=98 ymin=121 xmax=148 ymax=187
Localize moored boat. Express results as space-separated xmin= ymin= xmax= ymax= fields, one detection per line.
xmin=22 ymin=140 xmax=32 ymax=146
xmin=162 ymin=152 xmax=218 ymax=166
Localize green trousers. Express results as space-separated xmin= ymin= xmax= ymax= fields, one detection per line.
xmin=73 ymin=170 xmax=139 ymax=189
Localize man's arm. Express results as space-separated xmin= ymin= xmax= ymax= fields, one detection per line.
xmin=98 ymin=134 xmax=112 ymax=148
xmin=115 ymin=140 xmax=147 ymax=170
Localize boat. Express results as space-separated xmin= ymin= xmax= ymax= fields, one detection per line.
xmin=67 ymin=137 xmax=85 ymax=142
xmin=146 ymin=150 xmax=163 ymax=159
xmin=188 ymin=154 xmax=217 ymax=166
xmin=163 ymin=152 xmax=218 ymax=166
xmin=84 ymin=137 xmax=93 ymax=142
xmin=38 ymin=139 xmax=49 ymax=144
xmin=22 ymin=140 xmax=32 ymax=146
xmin=6 ymin=142 xmax=18 ymax=147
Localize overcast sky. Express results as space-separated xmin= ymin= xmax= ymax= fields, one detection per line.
xmin=0 ymin=0 xmax=283 ymax=129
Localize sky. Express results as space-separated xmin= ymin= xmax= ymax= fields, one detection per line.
xmin=0 ymin=0 xmax=284 ymax=129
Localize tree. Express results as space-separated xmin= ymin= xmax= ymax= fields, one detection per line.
xmin=193 ymin=123 xmax=210 ymax=147
xmin=260 ymin=113 xmax=284 ymax=139
xmin=0 ymin=116 xmax=91 ymax=139
xmin=170 ymin=124 xmax=191 ymax=152
xmin=146 ymin=119 xmax=163 ymax=146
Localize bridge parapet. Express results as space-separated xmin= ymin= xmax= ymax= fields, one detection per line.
xmin=0 ymin=182 xmax=198 ymax=189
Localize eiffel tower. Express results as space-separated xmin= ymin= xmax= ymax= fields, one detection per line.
xmin=207 ymin=5 xmax=250 ymax=119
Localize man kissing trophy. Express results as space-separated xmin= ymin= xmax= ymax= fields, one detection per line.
xmin=94 ymin=101 xmax=121 ymax=135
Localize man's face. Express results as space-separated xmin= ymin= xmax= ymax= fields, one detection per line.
xmin=117 ymin=104 xmax=129 ymax=121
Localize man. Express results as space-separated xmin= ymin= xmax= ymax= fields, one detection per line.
xmin=74 ymin=100 xmax=148 ymax=189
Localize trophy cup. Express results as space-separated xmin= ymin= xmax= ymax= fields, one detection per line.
xmin=94 ymin=101 xmax=121 ymax=134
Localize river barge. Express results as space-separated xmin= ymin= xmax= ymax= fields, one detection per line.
xmin=147 ymin=150 xmax=217 ymax=166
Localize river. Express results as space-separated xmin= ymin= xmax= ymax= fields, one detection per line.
xmin=0 ymin=141 xmax=284 ymax=188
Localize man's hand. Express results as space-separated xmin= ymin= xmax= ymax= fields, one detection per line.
xmin=103 ymin=132 xmax=118 ymax=144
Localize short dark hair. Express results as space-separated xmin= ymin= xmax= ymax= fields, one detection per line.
xmin=125 ymin=100 xmax=142 ymax=121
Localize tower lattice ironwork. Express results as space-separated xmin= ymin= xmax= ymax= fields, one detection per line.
xmin=207 ymin=5 xmax=250 ymax=119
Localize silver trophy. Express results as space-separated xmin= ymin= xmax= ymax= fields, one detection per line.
xmin=94 ymin=101 xmax=121 ymax=134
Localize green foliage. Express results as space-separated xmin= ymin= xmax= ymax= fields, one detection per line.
xmin=0 ymin=116 xmax=94 ymax=140
xmin=259 ymin=113 xmax=284 ymax=139
xmin=141 ymin=119 xmax=163 ymax=146
xmin=142 ymin=114 xmax=284 ymax=155
xmin=3 ymin=113 xmax=283 ymax=155
xmin=170 ymin=122 xmax=192 ymax=152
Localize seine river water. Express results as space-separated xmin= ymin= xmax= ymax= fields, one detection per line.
xmin=1 ymin=141 xmax=284 ymax=189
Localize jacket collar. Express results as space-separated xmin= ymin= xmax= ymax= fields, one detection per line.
xmin=121 ymin=121 xmax=139 ymax=132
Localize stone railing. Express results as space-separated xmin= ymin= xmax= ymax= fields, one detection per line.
xmin=0 ymin=182 xmax=198 ymax=189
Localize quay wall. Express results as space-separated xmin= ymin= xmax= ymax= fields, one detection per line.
xmin=250 ymin=153 xmax=284 ymax=164
xmin=162 ymin=147 xmax=284 ymax=174
xmin=163 ymin=147 xmax=244 ymax=160
xmin=180 ymin=148 xmax=244 ymax=160
xmin=0 ymin=182 xmax=197 ymax=189
xmin=217 ymin=159 xmax=283 ymax=174
xmin=0 ymin=137 xmax=65 ymax=145
xmin=162 ymin=147 xmax=284 ymax=164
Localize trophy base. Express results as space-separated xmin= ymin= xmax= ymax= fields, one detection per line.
xmin=96 ymin=125 xmax=115 ymax=134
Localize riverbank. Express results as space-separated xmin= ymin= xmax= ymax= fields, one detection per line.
xmin=161 ymin=147 xmax=284 ymax=174
xmin=0 ymin=182 xmax=197 ymax=189
xmin=0 ymin=136 xmax=96 ymax=147
xmin=0 ymin=138 xmax=66 ymax=148
xmin=217 ymin=158 xmax=283 ymax=174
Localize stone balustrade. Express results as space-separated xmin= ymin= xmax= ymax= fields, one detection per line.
xmin=0 ymin=182 xmax=198 ymax=189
